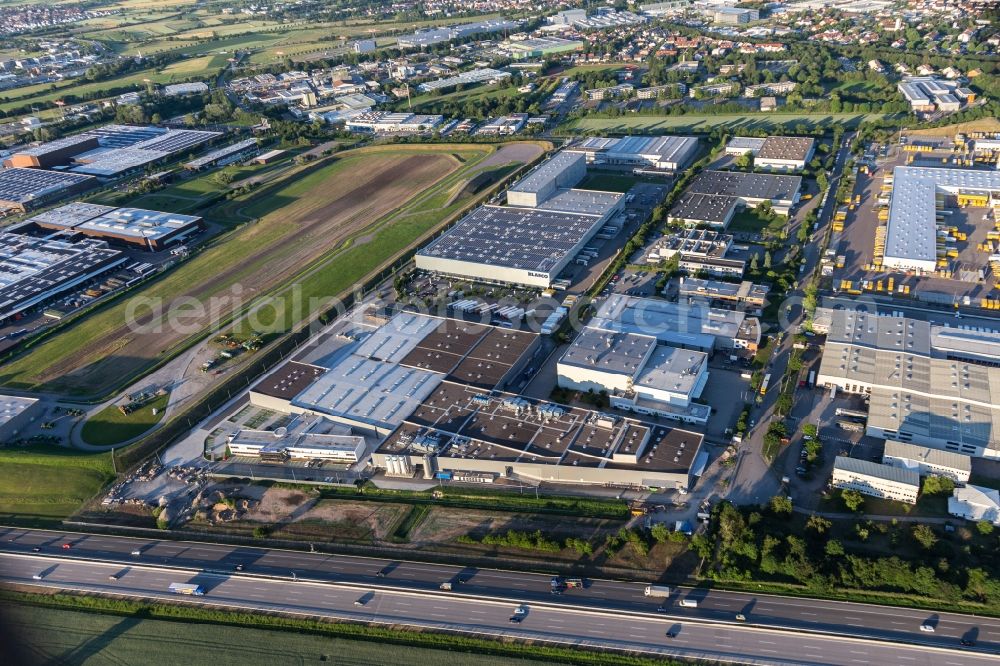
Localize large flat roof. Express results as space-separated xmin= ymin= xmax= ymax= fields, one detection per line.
xmin=757 ymin=136 xmax=815 ymax=162
xmin=0 ymin=394 xmax=39 ymax=428
xmin=886 ymin=166 xmax=1000 ymax=268
xmin=819 ymin=310 xmax=1000 ymax=452
xmin=834 ymin=456 xmax=919 ymax=487
xmin=884 ymin=440 xmax=971 ymax=472
xmin=292 ymin=355 xmax=443 ymax=432
xmin=509 ymin=151 xmax=585 ymax=194
xmin=669 ymin=192 xmax=737 ymax=223
xmin=560 ymin=327 xmax=655 ymax=376
xmin=0 ymin=235 xmax=125 ymax=320
xmin=591 ymin=294 xmax=745 ymax=347
xmin=378 ymin=381 xmax=702 ymax=474
xmin=533 ymin=188 xmax=622 ymax=216
xmin=416 ymin=204 xmax=604 ymax=274
xmin=76 ymin=207 xmax=201 ymax=241
xmin=0 ymin=168 xmax=94 ymax=205
xmin=688 ymin=169 xmax=801 ymax=202
xmin=26 ymin=202 xmax=115 ymax=229
xmin=633 ymin=345 xmax=707 ymax=396
xmin=253 ymin=361 xmax=326 ymax=400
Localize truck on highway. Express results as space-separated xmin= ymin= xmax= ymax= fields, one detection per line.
xmin=564 ymin=578 xmax=584 ymax=589
xmin=644 ymin=585 xmax=672 ymax=597
xmin=169 ymin=582 xmax=204 ymax=596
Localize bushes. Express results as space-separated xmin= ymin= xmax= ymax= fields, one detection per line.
xmin=460 ymin=529 xmax=563 ymax=553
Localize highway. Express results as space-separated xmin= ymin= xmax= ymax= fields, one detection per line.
xmin=1 ymin=528 xmax=997 ymax=665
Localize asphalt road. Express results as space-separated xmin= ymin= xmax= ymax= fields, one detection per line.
xmin=1 ymin=528 xmax=996 ymax=665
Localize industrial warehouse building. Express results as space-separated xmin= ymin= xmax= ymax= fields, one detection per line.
xmin=373 ymin=381 xmax=705 ymax=490
xmin=568 ymin=135 xmax=699 ymax=172
xmin=557 ymin=327 xmax=710 ymax=425
xmin=667 ymin=191 xmax=738 ymax=228
xmin=725 ymin=136 xmax=815 ymax=172
xmin=0 ymin=168 xmax=96 ymax=213
xmin=817 ymin=308 xmax=1000 ymax=458
xmin=415 ymin=150 xmax=622 ymax=287
xmin=249 ymin=312 xmax=538 ymax=437
xmin=27 ymin=203 xmax=204 ymax=251
xmin=882 ymin=440 xmax=971 ymax=484
xmin=678 ymin=277 xmax=769 ymax=310
xmin=0 ymin=234 xmax=126 ymax=322
xmin=882 ymin=166 xmax=1000 ymax=273
xmin=0 ymin=395 xmax=42 ymax=442
xmin=832 ymin=456 xmax=920 ymax=504
xmin=2 ymin=124 xmax=221 ymax=181
xmin=590 ymin=294 xmax=760 ymax=353
xmin=414 ymin=205 xmax=613 ymax=288
xmin=685 ymin=169 xmax=801 ymax=216
xmin=2 ymin=134 xmax=99 ymax=169
xmin=506 ymin=151 xmax=588 ymax=208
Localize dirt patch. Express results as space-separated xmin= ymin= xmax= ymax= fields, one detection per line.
xmin=408 ymin=506 xmax=616 ymax=547
xmin=301 ymin=499 xmax=409 ymax=541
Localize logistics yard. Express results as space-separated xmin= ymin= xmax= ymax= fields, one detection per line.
xmin=829 ymin=133 xmax=1000 ymax=306
xmin=0 ymin=143 xmax=541 ymax=397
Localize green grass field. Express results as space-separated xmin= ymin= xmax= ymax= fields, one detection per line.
xmin=570 ymin=113 xmax=896 ymax=133
xmin=578 ymin=172 xmax=640 ymax=193
xmin=81 ymin=392 xmax=170 ymax=447
xmin=0 ymin=446 xmax=114 ymax=524
xmin=6 ymin=603 xmax=551 ymax=666
xmin=728 ymin=208 xmax=787 ymax=234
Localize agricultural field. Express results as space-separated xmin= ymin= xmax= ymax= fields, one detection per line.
xmin=4 ymin=603 xmax=547 ymax=666
xmin=0 ymin=446 xmax=114 ymax=525
xmin=570 ymin=113 xmax=897 ymax=133
xmin=0 ymin=142 xmax=541 ymax=398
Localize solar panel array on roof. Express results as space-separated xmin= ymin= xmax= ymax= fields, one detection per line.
xmin=417 ymin=205 xmax=604 ymax=273
xmin=0 ymin=168 xmax=95 ymax=205
xmin=0 ymin=234 xmax=125 ymax=320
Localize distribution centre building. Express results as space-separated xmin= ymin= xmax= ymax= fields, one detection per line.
xmin=816 ymin=308 xmax=1000 ymax=458
xmin=27 ymin=203 xmax=204 ymax=251
xmin=568 ymin=135 xmax=699 ymax=172
xmin=882 ymin=166 xmax=1000 ymax=273
xmin=0 ymin=235 xmax=126 ymax=322
xmin=0 ymin=168 xmax=96 ymax=213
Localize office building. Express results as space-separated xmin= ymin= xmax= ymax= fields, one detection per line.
xmin=832 ymin=456 xmax=920 ymax=504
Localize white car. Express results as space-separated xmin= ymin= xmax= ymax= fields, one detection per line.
xmin=920 ymin=624 xmax=935 ymax=633
xmin=32 ymin=574 xmax=43 ymax=580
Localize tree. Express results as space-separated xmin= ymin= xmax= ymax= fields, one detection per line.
xmin=763 ymin=250 xmax=772 ymax=270
xmin=797 ymin=220 xmax=810 ymax=243
xmin=750 ymin=253 xmax=760 ymax=272
xmin=806 ymin=515 xmax=832 ymax=534
xmin=912 ymin=524 xmax=938 ymax=550
xmin=770 ymin=495 xmax=793 ymax=515
xmin=824 ymin=539 xmax=845 ymax=557
xmin=735 ymin=151 xmax=754 ymax=170
xmin=976 ymin=520 xmax=995 ymax=536
xmin=650 ymin=523 xmax=670 ymax=543
xmin=922 ymin=475 xmax=955 ymax=496
xmin=802 ymin=423 xmax=818 ymax=439
xmin=842 ymin=489 xmax=865 ymax=512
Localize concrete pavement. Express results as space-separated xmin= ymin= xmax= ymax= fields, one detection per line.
xmin=1 ymin=527 xmax=995 ymax=660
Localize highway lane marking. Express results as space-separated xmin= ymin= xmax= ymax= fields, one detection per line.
xmin=800 ymin=612 xmax=817 ymax=617
xmin=7 ymin=552 xmax=993 ymax=661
